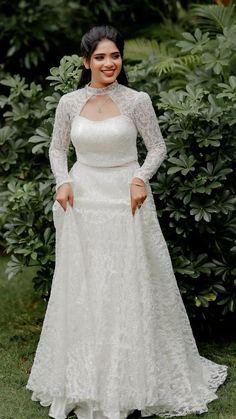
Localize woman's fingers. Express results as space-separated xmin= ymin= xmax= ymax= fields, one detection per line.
xmin=131 ymin=200 xmax=136 ymax=216
xmin=131 ymin=199 xmax=144 ymax=215
xmin=68 ymin=193 xmax=74 ymax=207
xmin=130 ymin=184 xmax=147 ymax=216
xmin=57 ymin=196 xmax=74 ymax=211
xmin=56 ymin=183 xmax=74 ymax=211
xmin=57 ymin=199 xmax=68 ymax=211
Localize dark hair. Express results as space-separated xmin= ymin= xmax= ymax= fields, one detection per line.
xmin=78 ymin=25 xmax=128 ymax=88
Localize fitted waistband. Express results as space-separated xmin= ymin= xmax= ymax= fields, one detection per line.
xmin=75 ymin=158 xmax=139 ymax=169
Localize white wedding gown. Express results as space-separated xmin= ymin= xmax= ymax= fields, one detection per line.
xmin=26 ymin=81 xmax=227 ymax=419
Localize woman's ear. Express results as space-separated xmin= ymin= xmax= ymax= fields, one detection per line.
xmin=82 ymin=57 xmax=90 ymax=69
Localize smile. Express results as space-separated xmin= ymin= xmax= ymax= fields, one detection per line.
xmin=102 ymin=70 xmax=116 ymax=75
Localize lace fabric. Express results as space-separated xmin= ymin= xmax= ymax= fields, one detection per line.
xmin=49 ymin=80 xmax=167 ymax=189
xmin=27 ymin=81 xmax=228 ymax=419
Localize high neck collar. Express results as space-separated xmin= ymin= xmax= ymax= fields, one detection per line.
xmin=85 ymin=80 xmax=118 ymax=96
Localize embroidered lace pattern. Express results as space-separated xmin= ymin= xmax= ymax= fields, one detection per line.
xmin=49 ymin=80 xmax=167 ymax=189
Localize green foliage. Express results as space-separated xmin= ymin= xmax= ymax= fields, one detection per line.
xmin=4 ymin=180 xmax=55 ymax=296
xmin=191 ymin=1 xmax=236 ymax=36
xmin=0 ymin=0 xmax=186 ymax=81
xmin=128 ymin=15 xmax=236 ymax=326
xmin=126 ymin=37 xmax=202 ymax=81
xmin=0 ymin=55 xmax=81 ymax=299
xmin=0 ymin=0 xmax=126 ymax=76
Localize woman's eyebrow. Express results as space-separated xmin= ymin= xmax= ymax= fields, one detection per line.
xmin=93 ymin=51 xmax=120 ymax=56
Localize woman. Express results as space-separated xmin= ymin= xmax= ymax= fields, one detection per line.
xmin=26 ymin=25 xmax=227 ymax=419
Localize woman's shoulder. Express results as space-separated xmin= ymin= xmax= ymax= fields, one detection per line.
xmin=59 ymin=87 xmax=86 ymax=104
xmin=118 ymin=83 xmax=151 ymax=104
xmin=55 ymin=88 xmax=86 ymax=116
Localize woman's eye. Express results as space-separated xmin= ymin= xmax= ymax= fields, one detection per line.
xmin=94 ymin=54 xmax=121 ymax=61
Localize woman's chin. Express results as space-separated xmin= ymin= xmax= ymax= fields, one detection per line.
xmin=101 ymin=73 xmax=117 ymax=84
xmin=92 ymin=74 xmax=118 ymax=88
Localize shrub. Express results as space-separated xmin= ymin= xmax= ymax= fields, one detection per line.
xmin=0 ymin=0 xmax=187 ymax=81
xmin=0 ymin=55 xmax=82 ymax=298
xmin=128 ymin=21 xmax=236 ymax=329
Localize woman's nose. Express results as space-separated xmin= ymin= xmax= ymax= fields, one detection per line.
xmin=103 ymin=57 xmax=114 ymax=67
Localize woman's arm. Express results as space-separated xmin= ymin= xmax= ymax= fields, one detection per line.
xmin=49 ymin=96 xmax=73 ymax=191
xmin=132 ymin=92 xmax=167 ymax=183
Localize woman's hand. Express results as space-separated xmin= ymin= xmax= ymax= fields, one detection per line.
xmin=130 ymin=177 xmax=147 ymax=216
xmin=56 ymin=183 xmax=74 ymax=211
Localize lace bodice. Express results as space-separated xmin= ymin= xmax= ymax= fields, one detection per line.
xmin=71 ymin=115 xmax=138 ymax=169
xmin=49 ymin=80 xmax=167 ymax=190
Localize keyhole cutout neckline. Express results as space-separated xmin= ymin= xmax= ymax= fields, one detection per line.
xmin=79 ymin=94 xmax=121 ymax=122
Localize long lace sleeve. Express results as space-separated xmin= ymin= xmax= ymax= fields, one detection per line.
xmin=49 ymin=96 xmax=72 ymax=190
xmin=132 ymin=92 xmax=167 ymax=183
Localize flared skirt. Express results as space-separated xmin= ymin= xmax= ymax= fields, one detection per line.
xmin=26 ymin=160 xmax=227 ymax=419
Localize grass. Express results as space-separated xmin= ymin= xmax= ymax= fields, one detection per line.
xmin=0 ymin=255 xmax=235 ymax=419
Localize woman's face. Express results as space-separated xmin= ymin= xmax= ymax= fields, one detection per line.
xmin=83 ymin=38 xmax=122 ymax=88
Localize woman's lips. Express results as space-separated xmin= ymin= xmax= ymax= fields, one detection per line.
xmin=102 ymin=70 xmax=115 ymax=77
